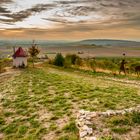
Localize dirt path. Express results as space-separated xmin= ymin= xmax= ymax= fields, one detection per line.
xmin=0 ymin=68 xmax=21 ymax=83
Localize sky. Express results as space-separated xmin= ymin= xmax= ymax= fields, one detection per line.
xmin=0 ymin=0 xmax=140 ymax=40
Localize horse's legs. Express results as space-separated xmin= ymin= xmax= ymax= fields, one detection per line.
xmin=136 ymin=71 xmax=139 ymax=77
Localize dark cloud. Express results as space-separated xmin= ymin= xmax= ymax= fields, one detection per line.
xmin=42 ymin=18 xmax=70 ymax=24
xmin=65 ymin=6 xmax=96 ymax=16
xmin=120 ymin=14 xmax=140 ymax=29
xmin=56 ymin=0 xmax=81 ymax=5
xmin=52 ymin=0 xmax=140 ymax=20
xmin=0 ymin=0 xmax=13 ymax=15
xmin=0 ymin=0 xmax=13 ymax=4
xmin=43 ymin=17 xmax=85 ymax=24
xmin=0 ymin=4 xmax=56 ymax=23
xmin=0 ymin=7 xmax=10 ymax=13
xmin=1 ymin=0 xmax=140 ymax=22
xmin=0 ymin=0 xmax=140 ymax=38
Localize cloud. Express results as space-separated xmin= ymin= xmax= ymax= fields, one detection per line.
xmin=1 ymin=26 xmax=140 ymax=41
xmin=0 ymin=0 xmax=140 ymax=40
xmin=64 ymin=6 xmax=96 ymax=16
xmin=0 ymin=0 xmax=13 ymax=4
xmin=0 ymin=0 xmax=13 ymax=16
xmin=0 ymin=3 xmax=56 ymax=23
xmin=42 ymin=18 xmax=71 ymax=24
xmin=43 ymin=17 xmax=86 ymax=24
xmin=55 ymin=0 xmax=81 ymax=5
xmin=0 ymin=7 xmax=10 ymax=13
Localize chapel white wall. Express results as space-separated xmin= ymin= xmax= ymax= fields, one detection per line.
xmin=13 ymin=57 xmax=27 ymax=67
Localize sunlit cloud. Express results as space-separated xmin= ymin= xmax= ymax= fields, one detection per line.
xmin=0 ymin=0 xmax=140 ymax=40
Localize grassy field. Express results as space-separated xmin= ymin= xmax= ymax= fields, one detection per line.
xmin=0 ymin=65 xmax=140 ymax=140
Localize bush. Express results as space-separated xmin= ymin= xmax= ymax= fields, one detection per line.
xmin=54 ymin=53 xmax=64 ymax=67
xmin=86 ymin=59 xmax=96 ymax=72
xmin=48 ymin=59 xmax=54 ymax=64
xmin=65 ymin=54 xmax=79 ymax=65
xmin=89 ymin=58 xmax=118 ymax=71
xmin=64 ymin=56 xmax=72 ymax=68
xmin=75 ymin=57 xmax=83 ymax=66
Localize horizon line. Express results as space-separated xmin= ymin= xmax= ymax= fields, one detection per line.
xmin=0 ymin=38 xmax=140 ymax=42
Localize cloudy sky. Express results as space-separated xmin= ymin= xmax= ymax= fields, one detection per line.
xmin=0 ymin=0 xmax=140 ymax=40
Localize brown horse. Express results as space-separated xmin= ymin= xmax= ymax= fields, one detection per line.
xmin=135 ymin=66 xmax=140 ymax=76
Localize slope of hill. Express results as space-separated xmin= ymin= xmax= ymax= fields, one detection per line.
xmin=0 ymin=40 xmax=72 ymax=47
xmin=76 ymin=39 xmax=140 ymax=47
xmin=0 ymin=39 xmax=140 ymax=47
xmin=0 ymin=65 xmax=140 ymax=139
xmin=0 ymin=39 xmax=140 ymax=58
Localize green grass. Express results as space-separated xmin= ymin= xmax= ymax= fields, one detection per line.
xmin=111 ymin=127 xmax=131 ymax=134
xmin=0 ymin=65 xmax=140 ymax=139
xmin=103 ymin=112 xmax=140 ymax=137
xmin=106 ymin=112 xmax=140 ymax=127
xmin=45 ymin=63 xmax=140 ymax=81
xmin=63 ymin=121 xmax=78 ymax=133
xmin=131 ymin=112 xmax=140 ymax=124
xmin=99 ymin=136 xmax=114 ymax=140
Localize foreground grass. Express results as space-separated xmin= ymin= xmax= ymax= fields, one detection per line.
xmin=103 ymin=112 xmax=140 ymax=139
xmin=88 ymin=111 xmax=140 ymax=140
xmin=0 ymin=66 xmax=140 ymax=139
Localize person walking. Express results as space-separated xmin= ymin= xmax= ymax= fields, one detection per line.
xmin=119 ymin=59 xmax=127 ymax=75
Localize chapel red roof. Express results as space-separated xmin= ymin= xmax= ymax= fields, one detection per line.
xmin=13 ymin=47 xmax=27 ymax=58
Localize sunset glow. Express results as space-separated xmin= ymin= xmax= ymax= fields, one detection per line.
xmin=0 ymin=0 xmax=140 ymax=40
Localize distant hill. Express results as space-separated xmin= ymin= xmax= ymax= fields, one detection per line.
xmin=1 ymin=39 xmax=140 ymax=58
xmin=0 ymin=39 xmax=140 ymax=48
xmin=76 ymin=39 xmax=140 ymax=47
xmin=0 ymin=40 xmax=71 ymax=47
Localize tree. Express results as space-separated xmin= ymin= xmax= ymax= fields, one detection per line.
xmin=28 ymin=43 xmax=40 ymax=67
xmin=54 ymin=53 xmax=64 ymax=67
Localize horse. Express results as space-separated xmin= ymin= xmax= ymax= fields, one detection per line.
xmin=135 ymin=66 xmax=140 ymax=76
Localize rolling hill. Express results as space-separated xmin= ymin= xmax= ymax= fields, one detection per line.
xmin=76 ymin=39 xmax=140 ymax=47
xmin=0 ymin=39 xmax=140 ymax=58
xmin=0 ymin=39 xmax=140 ymax=48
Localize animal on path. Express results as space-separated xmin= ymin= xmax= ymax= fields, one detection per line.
xmin=135 ymin=66 xmax=140 ymax=76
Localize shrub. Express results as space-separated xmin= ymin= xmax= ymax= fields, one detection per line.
xmin=88 ymin=59 xmax=96 ymax=72
xmin=64 ymin=56 xmax=72 ymax=68
xmin=54 ymin=53 xmax=64 ymax=67
xmin=65 ymin=54 xmax=79 ymax=65
xmin=75 ymin=57 xmax=83 ymax=66
xmin=48 ymin=59 xmax=54 ymax=64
